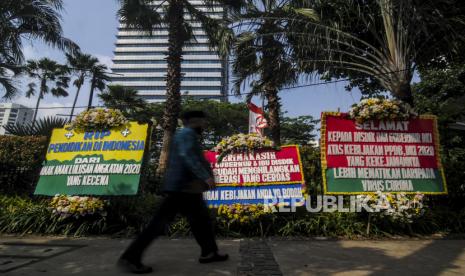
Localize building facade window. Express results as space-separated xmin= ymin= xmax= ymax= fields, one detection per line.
xmin=111 ymin=0 xmax=228 ymax=102
xmin=113 ymin=60 xmax=221 ymax=64
xmin=129 ymin=86 xmax=222 ymax=91
xmin=112 ymin=77 xmax=223 ymax=82
xmin=112 ymin=68 xmax=223 ymax=73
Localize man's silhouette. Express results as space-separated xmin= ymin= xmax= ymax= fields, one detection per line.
xmin=118 ymin=111 xmax=227 ymax=274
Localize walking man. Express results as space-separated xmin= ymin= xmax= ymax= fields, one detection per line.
xmin=118 ymin=111 xmax=227 ymax=274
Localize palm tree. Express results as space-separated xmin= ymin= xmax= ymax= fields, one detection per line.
xmin=0 ymin=0 xmax=78 ymax=98
xmin=25 ymin=58 xmax=70 ymax=126
xmin=98 ymin=85 xmax=147 ymax=117
xmin=0 ymin=50 xmax=20 ymax=99
xmin=232 ymin=0 xmax=313 ymax=146
xmin=87 ymin=62 xmax=111 ymax=109
xmin=117 ymin=0 xmax=245 ymax=174
xmin=4 ymin=116 xmax=67 ymax=138
xmin=285 ymin=0 xmax=465 ymax=105
xmin=66 ymin=52 xmax=96 ymax=121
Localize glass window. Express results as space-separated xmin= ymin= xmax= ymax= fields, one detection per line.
xmin=117 ymin=35 xmax=209 ymax=39
xmin=113 ymin=60 xmax=166 ymax=64
xmin=114 ymin=51 xmax=218 ymax=56
xmin=130 ymin=86 xmax=221 ymax=91
xmin=112 ymin=77 xmax=222 ymax=82
xmin=113 ymin=59 xmax=221 ymax=64
xmin=116 ymin=43 xmax=211 ymax=47
xmin=112 ymin=68 xmax=222 ymax=73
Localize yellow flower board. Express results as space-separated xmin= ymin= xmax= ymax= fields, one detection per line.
xmin=34 ymin=122 xmax=148 ymax=195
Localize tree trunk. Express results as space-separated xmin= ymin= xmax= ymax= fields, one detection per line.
xmin=69 ymin=82 xmax=83 ymax=122
xmin=396 ymin=82 xmax=414 ymax=107
xmin=265 ymin=86 xmax=281 ymax=146
xmin=392 ymin=71 xmax=415 ymax=106
xmin=87 ymin=76 xmax=96 ymax=110
xmin=32 ymin=91 xmax=42 ymax=128
xmin=156 ymin=1 xmax=185 ymax=176
xmin=32 ymin=78 xmax=47 ymax=127
xmin=261 ymin=22 xmax=282 ymax=147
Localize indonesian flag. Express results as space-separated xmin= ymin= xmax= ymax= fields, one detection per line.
xmin=248 ymin=102 xmax=268 ymax=136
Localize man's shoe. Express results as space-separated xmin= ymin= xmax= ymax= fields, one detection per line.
xmin=199 ymin=252 xmax=229 ymax=264
xmin=117 ymin=258 xmax=153 ymax=274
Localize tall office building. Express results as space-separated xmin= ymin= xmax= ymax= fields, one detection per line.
xmin=0 ymin=103 xmax=34 ymax=135
xmin=111 ymin=0 xmax=228 ymax=102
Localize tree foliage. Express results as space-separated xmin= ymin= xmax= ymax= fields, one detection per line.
xmin=0 ymin=0 xmax=78 ymax=98
xmin=66 ymin=52 xmax=108 ymax=120
xmin=413 ymin=63 xmax=465 ymax=203
xmin=87 ymin=63 xmax=110 ymax=109
xmin=231 ymin=0 xmax=315 ymax=145
xmin=99 ymin=85 xmax=148 ymax=119
xmin=280 ymin=115 xmax=318 ymax=145
xmin=4 ymin=116 xmax=68 ymax=138
xmin=25 ymin=58 xmax=70 ymax=124
xmin=181 ymin=98 xmax=249 ymax=147
xmin=288 ymin=0 xmax=465 ymax=102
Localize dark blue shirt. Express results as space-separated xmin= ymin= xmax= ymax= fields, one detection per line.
xmin=163 ymin=127 xmax=213 ymax=193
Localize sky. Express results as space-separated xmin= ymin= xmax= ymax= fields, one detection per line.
xmin=2 ymin=0 xmax=363 ymax=121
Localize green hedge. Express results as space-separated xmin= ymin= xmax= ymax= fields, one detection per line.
xmin=0 ymin=137 xmax=463 ymax=238
xmin=0 ymin=194 xmax=163 ymax=237
xmin=1 ymin=194 xmax=464 ymax=238
xmin=0 ymin=136 xmax=48 ymax=194
xmin=0 ymin=136 xmax=47 ymax=168
xmin=0 ymin=196 xmax=107 ymax=236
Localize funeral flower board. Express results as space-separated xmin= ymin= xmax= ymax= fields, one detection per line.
xmin=321 ymin=112 xmax=447 ymax=194
xmin=203 ymin=145 xmax=306 ymax=206
xmin=35 ymin=122 xmax=149 ymax=196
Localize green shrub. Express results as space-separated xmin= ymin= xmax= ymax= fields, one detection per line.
xmin=0 ymin=136 xmax=47 ymax=168
xmin=299 ymin=145 xmax=322 ymax=194
xmin=0 ymin=136 xmax=47 ymax=194
xmin=2 ymin=194 xmax=464 ymax=238
xmin=0 ymin=195 xmax=106 ymax=236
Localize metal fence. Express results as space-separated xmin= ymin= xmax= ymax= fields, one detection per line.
xmin=0 ymin=165 xmax=41 ymax=195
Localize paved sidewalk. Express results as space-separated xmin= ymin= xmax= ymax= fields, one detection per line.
xmin=0 ymin=237 xmax=240 ymax=276
xmin=1 ymin=236 xmax=464 ymax=275
xmin=269 ymin=239 xmax=465 ymax=275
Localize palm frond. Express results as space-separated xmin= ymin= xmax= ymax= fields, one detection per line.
xmin=284 ymin=0 xmax=465 ymax=99
xmin=99 ymin=85 xmax=147 ymax=117
xmin=117 ymin=0 xmax=163 ymax=34
xmin=50 ymin=87 xmax=68 ymax=97
xmin=0 ymin=0 xmax=79 ymax=62
xmin=0 ymin=75 xmax=18 ymax=99
xmin=232 ymin=32 xmax=259 ymax=95
xmin=25 ymin=57 xmax=70 ymax=101
xmin=26 ymin=83 xmax=36 ymax=98
xmin=90 ymin=64 xmax=111 ymax=92
xmin=285 ymin=7 xmax=319 ymax=21
xmin=4 ymin=116 xmax=67 ymax=137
